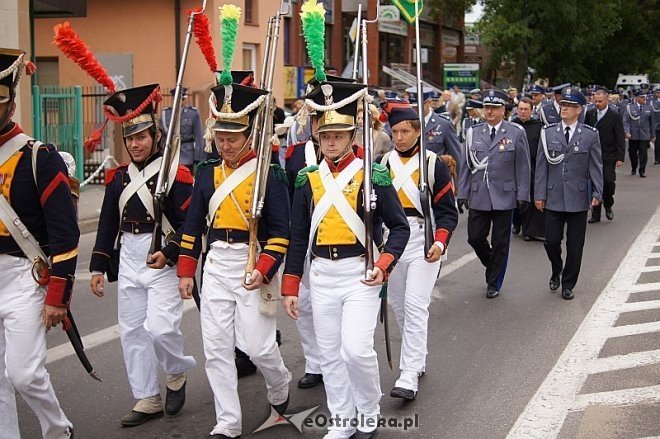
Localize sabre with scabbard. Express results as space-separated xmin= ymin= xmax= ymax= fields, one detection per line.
xmin=149 ymin=1 xmax=208 ymax=308
xmin=244 ymin=0 xmax=289 ymax=286
xmin=359 ymin=3 xmax=392 ymax=370
xmin=412 ymin=1 xmax=435 ymax=257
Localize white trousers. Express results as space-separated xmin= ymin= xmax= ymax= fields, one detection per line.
xmin=296 ymin=276 xmax=321 ymax=374
xmin=201 ymin=242 xmax=290 ymax=437
xmin=388 ymin=217 xmax=441 ymax=387
xmin=310 ymin=257 xmax=381 ymax=438
xmin=118 ymin=234 xmax=196 ymax=400
xmin=0 ymin=255 xmax=71 ymax=439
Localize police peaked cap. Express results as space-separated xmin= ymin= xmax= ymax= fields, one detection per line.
xmin=529 ymin=84 xmax=545 ymax=94
xmin=481 ymin=89 xmax=508 ymax=106
xmin=559 ymin=87 xmax=587 ymax=106
xmin=103 ymin=83 xmax=160 ymax=137
xmin=405 ymin=86 xmax=435 ymax=105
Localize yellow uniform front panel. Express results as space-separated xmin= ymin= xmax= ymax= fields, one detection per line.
xmin=212 ymin=165 xmax=256 ymax=231
xmin=308 ymin=169 xmax=363 ymax=246
xmin=0 ymin=152 xmax=23 ymax=237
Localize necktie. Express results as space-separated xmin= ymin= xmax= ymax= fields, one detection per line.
xmin=565 ymin=127 xmax=570 ymax=144
xmin=597 ymin=110 xmax=603 ymax=122
xmin=490 ymin=127 xmax=496 ymax=141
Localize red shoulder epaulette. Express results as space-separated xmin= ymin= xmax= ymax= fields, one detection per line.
xmin=285 ymin=141 xmax=306 ymax=161
xmin=104 ymin=163 xmax=128 ymax=186
xmin=175 ymin=165 xmax=194 ymax=184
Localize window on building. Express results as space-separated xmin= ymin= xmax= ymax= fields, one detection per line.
xmin=245 ymin=0 xmax=256 ymax=25
xmin=243 ymin=43 xmax=258 ymax=73
xmin=283 ymin=17 xmax=291 ymax=65
xmin=35 ymin=57 xmax=59 ymax=86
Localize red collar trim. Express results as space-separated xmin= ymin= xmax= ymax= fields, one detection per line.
xmin=325 ymin=151 xmax=356 ymax=173
xmin=0 ymin=124 xmax=24 ymax=147
xmin=226 ymin=149 xmax=256 ymax=169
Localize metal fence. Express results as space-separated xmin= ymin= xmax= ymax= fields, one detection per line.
xmin=33 ymin=85 xmax=179 ymax=186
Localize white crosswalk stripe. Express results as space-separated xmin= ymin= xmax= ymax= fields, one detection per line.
xmin=507 ymin=206 xmax=660 ymax=439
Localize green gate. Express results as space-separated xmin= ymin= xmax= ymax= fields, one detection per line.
xmin=32 ymin=85 xmax=84 ymax=182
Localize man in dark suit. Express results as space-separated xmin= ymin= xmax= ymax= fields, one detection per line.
xmin=585 ymin=86 xmax=625 ymax=222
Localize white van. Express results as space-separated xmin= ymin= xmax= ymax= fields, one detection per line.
xmin=615 ymin=74 xmax=649 ymax=89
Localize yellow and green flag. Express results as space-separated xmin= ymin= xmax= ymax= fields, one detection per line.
xmin=391 ymin=0 xmax=424 ymax=23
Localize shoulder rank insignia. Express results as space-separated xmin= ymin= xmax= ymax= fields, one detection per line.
xmin=372 ymin=162 xmax=392 ymax=187
xmin=294 ymin=165 xmax=319 ymax=188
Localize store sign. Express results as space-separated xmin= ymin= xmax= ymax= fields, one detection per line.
xmin=464 ymin=45 xmax=477 ymax=53
xmin=379 ymin=5 xmax=400 ymax=22
xmin=443 ymin=63 xmax=480 ymax=92
xmin=442 ymin=31 xmax=460 ymax=46
xmin=378 ymin=19 xmax=408 ymax=36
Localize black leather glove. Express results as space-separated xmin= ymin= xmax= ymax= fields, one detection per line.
xmin=457 ymin=199 xmax=469 ymax=214
xmin=517 ymin=200 xmax=529 ymax=214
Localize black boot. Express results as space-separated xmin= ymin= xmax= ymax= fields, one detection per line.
xmin=235 ymin=347 xmax=257 ymax=378
xmin=165 ymin=381 xmax=186 ymax=416
xmin=297 ymin=373 xmax=323 ymax=389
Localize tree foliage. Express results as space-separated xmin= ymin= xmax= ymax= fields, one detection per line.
xmin=428 ymin=0 xmax=478 ymax=23
xmin=475 ymin=0 xmax=660 ymax=86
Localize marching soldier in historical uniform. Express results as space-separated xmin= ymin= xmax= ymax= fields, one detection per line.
xmin=535 ymin=87 xmax=603 ymax=300
xmin=623 ymin=89 xmax=656 ymax=177
xmin=378 ymin=100 xmax=458 ymax=401
xmin=177 ymin=77 xmax=291 ymax=437
xmin=161 ymin=87 xmax=205 ymax=173
xmin=405 ymin=86 xmax=462 ymax=165
xmin=457 ymin=89 xmax=531 ymax=298
xmin=0 ymin=48 xmax=77 ymax=439
xmin=282 ymin=79 xmax=410 ymax=438
xmin=585 ymin=86 xmax=625 ymax=222
xmin=88 ymin=84 xmax=196 ymax=426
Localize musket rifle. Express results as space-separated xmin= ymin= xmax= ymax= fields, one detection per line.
xmin=359 ymin=3 xmax=392 ymax=369
xmin=149 ymin=1 xmax=207 ymax=260
xmin=244 ymin=1 xmax=289 ymax=285
xmin=413 ymin=0 xmax=434 ymax=256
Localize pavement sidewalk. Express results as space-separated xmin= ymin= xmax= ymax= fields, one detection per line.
xmin=78 ymin=184 xmax=105 ymax=234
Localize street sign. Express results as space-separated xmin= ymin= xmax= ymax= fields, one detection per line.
xmin=443 ymin=63 xmax=480 ymax=92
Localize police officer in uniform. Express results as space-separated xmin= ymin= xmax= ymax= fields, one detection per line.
xmin=539 ymin=84 xmax=570 ymax=126
xmin=405 ymin=86 xmax=462 ymax=165
xmin=90 ymin=84 xmax=197 ymax=426
xmin=529 ymin=84 xmax=546 ymax=119
xmin=461 ymin=99 xmax=484 ymax=143
xmin=457 ymin=89 xmax=531 ymax=298
xmin=0 ymin=48 xmax=77 ymax=439
xmin=535 ymin=87 xmax=603 ymax=300
xmin=177 ymin=79 xmax=291 ymax=439
xmin=653 ymin=87 xmax=660 ymax=164
xmin=378 ymin=101 xmax=458 ymax=401
xmin=282 ymin=80 xmax=410 ymax=439
xmin=161 ymin=87 xmax=205 ymax=173
xmin=623 ymin=89 xmax=656 ymax=177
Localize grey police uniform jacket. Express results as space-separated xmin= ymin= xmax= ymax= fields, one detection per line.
xmin=425 ymin=113 xmax=462 ymax=164
xmin=623 ymin=103 xmax=656 ymax=140
xmin=161 ymin=106 xmax=205 ymax=165
xmin=535 ymin=123 xmax=603 ymax=213
xmin=651 ymin=99 xmax=660 ymax=131
xmin=457 ymin=121 xmax=531 ymax=211
xmin=539 ymin=102 xmax=561 ymax=126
